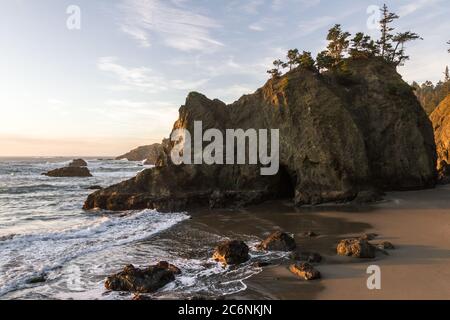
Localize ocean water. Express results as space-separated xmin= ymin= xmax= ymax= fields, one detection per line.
xmin=0 ymin=158 xmax=279 ymax=300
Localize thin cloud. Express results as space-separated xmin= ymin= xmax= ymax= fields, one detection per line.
xmin=97 ymin=57 xmax=209 ymax=93
xmin=119 ymin=0 xmax=223 ymax=52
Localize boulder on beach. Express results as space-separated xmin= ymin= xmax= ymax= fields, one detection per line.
xmin=212 ymin=240 xmax=249 ymax=265
xmin=105 ymin=262 xmax=181 ymax=293
xmin=44 ymin=166 xmax=92 ymax=177
xmin=68 ymin=159 xmax=88 ymax=167
xmin=257 ymin=231 xmax=296 ymax=251
xmin=83 ymin=57 xmax=437 ymax=212
xmin=289 ymin=262 xmax=321 ymax=280
xmin=337 ymin=238 xmax=376 ymax=258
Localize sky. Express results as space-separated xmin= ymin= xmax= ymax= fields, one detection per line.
xmin=0 ymin=0 xmax=449 ymax=156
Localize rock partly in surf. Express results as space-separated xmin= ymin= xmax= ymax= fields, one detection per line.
xmin=212 ymin=240 xmax=250 ymax=265
xmin=44 ymin=166 xmax=92 ymax=177
xmin=105 ymin=262 xmax=180 ymax=293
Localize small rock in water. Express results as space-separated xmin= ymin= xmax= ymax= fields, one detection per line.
xmin=289 ymin=263 xmax=321 ymax=280
xmin=86 ymin=185 xmax=103 ymax=190
xmin=27 ymin=274 xmax=47 ymax=284
xmin=337 ymin=238 xmax=376 ymax=258
xmin=132 ymin=294 xmax=152 ymax=300
xmin=105 ymin=261 xmax=180 ymax=293
xmin=212 ymin=240 xmax=249 ymax=265
xmin=256 ymin=231 xmax=296 ymax=251
xmin=290 ymin=251 xmax=322 ymax=263
xmin=253 ymin=261 xmax=271 ymax=268
xmin=43 ymin=167 xmax=92 ymax=177
xmin=301 ymin=231 xmax=318 ymax=238
xmin=377 ymin=241 xmax=395 ymax=250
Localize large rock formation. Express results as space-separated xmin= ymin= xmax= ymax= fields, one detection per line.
xmin=116 ymin=143 xmax=165 ymax=165
xmin=430 ymin=94 xmax=450 ymax=182
xmin=84 ymin=57 xmax=437 ymax=212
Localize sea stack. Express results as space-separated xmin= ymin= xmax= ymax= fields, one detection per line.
xmin=84 ymin=57 xmax=437 ymax=212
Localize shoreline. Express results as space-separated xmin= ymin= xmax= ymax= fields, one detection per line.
xmin=222 ymin=184 xmax=450 ymax=300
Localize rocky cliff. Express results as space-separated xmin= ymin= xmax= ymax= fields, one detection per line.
xmin=430 ymin=94 xmax=450 ymax=181
xmin=84 ymin=57 xmax=437 ymax=212
xmin=116 ymin=143 xmax=164 ymax=165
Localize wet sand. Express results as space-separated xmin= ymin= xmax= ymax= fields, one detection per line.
xmin=189 ymin=184 xmax=450 ymax=300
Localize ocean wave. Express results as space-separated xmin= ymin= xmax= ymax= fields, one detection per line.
xmin=0 ymin=209 xmax=189 ymax=297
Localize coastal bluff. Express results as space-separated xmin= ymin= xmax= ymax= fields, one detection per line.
xmin=84 ymin=57 xmax=437 ymax=212
xmin=430 ymin=94 xmax=450 ymax=182
xmin=116 ymin=143 xmax=165 ymax=165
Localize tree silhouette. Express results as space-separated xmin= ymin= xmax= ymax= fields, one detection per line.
xmin=316 ymin=50 xmax=334 ymax=72
xmin=286 ymin=49 xmax=300 ymax=70
xmin=326 ymin=24 xmax=351 ymax=66
xmin=377 ymin=4 xmax=398 ymax=58
xmin=350 ymin=32 xmax=378 ymax=59
xmin=298 ymin=51 xmax=315 ymax=70
xmin=376 ymin=4 xmax=421 ymax=66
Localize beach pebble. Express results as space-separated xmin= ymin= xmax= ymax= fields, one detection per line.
xmin=289 ymin=263 xmax=321 ymax=280
xmin=256 ymin=231 xmax=296 ymax=251
xmin=337 ymin=238 xmax=376 ymax=258
xmin=377 ymin=241 xmax=395 ymax=250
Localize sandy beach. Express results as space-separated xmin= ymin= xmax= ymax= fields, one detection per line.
xmin=185 ymin=184 xmax=450 ymax=300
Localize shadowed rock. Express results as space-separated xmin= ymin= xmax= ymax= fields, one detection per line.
xmin=290 ymin=251 xmax=322 ymax=263
xmin=44 ymin=167 xmax=92 ymax=177
xmin=289 ymin=262 xmax=321 ymax=280
xmin=337 ymin=238 xmax=376 ymax=258
xmin=212 ymin=240 xmax=249 ymax=265
xmin=105 ymin=262 xmax=180 ymax=293
xmin=257 ymin=231 xmax=296 ymax=251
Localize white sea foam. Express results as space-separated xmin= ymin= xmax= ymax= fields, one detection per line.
xmin=0 ymin=209 xmax=189 ymax=297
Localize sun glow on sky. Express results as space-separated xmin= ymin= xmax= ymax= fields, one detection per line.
xmin=0 ymin=0 xmax=449 ymax=156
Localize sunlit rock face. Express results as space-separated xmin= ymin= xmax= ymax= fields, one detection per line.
xmin=430 ymin=94 xmax=450 ymax=182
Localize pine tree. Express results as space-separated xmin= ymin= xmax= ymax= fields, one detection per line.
xmin=298 ymin=51 xmax=315 ymax=70
xmin=316 ymin=50 xmax=334 ymax=72
xmin=390 ymin=31 xmax=422 ymax=66
xmin=326 ymin=24 xmax=350 ymax=65
xmin=444 ymin=66 xmax=450 ymax=82
xmin=377 ymin=4 xmax=398 ymax=58
xmin=350 ymin=32 xmax=378 ymax=59
xmin=286 ymin=49 xmax=300 ymax=70
xmin=267 ymin=59 xmax=285 ymax=79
